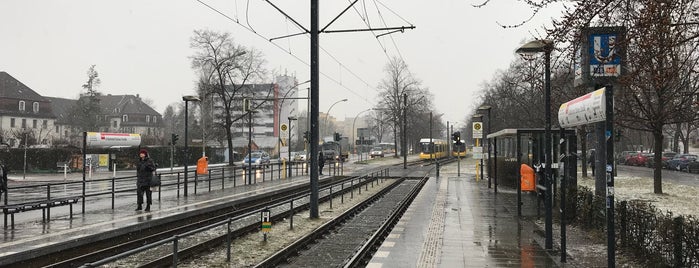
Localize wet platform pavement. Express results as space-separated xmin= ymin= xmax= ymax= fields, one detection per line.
xmin=1 ymin=157 xmax=562 ymax=267
xmin=369 ymin=158 xmax=559 ymax=267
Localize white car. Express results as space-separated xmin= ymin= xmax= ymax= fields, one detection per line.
xmin=370 ymin=147 xmax=384 ymax=158
xmin=292 ymin=151 xmax=308 ymax=162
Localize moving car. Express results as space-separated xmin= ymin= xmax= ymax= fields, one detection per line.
xmin=370 ymin=147 xmax=384 ymax=158
xmin=243 ymin=151 xmax=271 ymax=167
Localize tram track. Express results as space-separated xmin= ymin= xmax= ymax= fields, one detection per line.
xmin=3 ymin=177 xmax=352 ymax=268
xmin=255 ymin=174 xmax=428 ymax=268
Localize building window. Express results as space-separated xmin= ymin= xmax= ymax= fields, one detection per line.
xmin=21 ymin=119 xmax=26 ymax=128
xmin=146 ymin=115 xmax=150 ymax=123
xmin=19 ymin=101 xmax=25 ymax=111
xmin=32 ymin=119 xmax=37 ymax=128
xmin=153 ymin=116 xmax=157 ymax=123
xmin=122 ymin=115 xmax=128 ymax=122
xmin=10 ymin=118 xmax=15 ymax=128
xmin=33 ymin=102 xmax=39 ymax=113
xmin=113 ymin=121 xmax=117 ymax=128
xmin=55 ymin=125 xmax=59 ymax=133
xmin=42 ymin=120 xmax=47 ymax=129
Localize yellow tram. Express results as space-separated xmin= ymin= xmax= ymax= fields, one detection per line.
xmin=452 ymin=140 xmax=467 ymax=157
xmin=419 ymin=138 xmax=449 ymax=160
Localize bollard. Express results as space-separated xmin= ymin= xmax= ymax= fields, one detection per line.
xmin=436 ymin=161 xmax=440 ymax=177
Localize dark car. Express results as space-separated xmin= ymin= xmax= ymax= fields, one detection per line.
xmin=686 ymin=160 xmax=699 ymax=173
xmin=666 ymin=154 xmax=698 ymax=171
xmin=647 ymin=152 xmax=678 ymax=168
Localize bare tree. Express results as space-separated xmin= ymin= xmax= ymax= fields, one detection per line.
xmin=375 ymin=57 xmax=432 ymax=157
xmin=190 ymin=29 xmax=268 ymax=165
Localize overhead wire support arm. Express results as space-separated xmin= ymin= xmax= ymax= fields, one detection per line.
xmin=320 ymin=0 xmax=360 ymax=33
xmin=270 ymin=32 xmax=307 ymax=42
xmin=323 ymin=25 xmax=415 ymax=34
xmin=264 ymin=0 xmax=309 ymax=33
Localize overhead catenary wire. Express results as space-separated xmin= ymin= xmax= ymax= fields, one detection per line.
xmin=195 ymin=0 xmax=376 ymax=106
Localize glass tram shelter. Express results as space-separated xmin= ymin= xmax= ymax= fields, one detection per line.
xmin=486 ymin=128 xmax=577 ymax=217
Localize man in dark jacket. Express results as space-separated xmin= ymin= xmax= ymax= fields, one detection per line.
xmin=136 ymin=149 xmax=157 ymax=211
xmin=318 ymin=152 xmax=325 ymax=175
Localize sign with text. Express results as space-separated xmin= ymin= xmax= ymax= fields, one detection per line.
xmin=86 ymin=132 xmax=141 ymax=147
xmin=280 ymin=123 xmax=289 ymax=139
xmin=558 ymin=88 xmax=606 ymax=128
xmin=472 ymin=122 xmax=483 ymax=139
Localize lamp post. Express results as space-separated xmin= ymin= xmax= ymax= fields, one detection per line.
xmin=516 ymin=39 xmax=554 ymax=250
xmin=352 ymin=108 xmax=372 ymax=161
xmin=478 ymin=105 xmax=492 ymax=188
xmin=287 ymin=116 xmax=297 ymax=177
xmin=324 ymin=98 xmax=348 ymax=138
xmin=182 ymin=95 xmax=201 ymax=197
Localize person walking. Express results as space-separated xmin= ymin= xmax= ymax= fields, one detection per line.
xmin=136 ymin=149 xmax=157 ymax=211
xmin=588 ymin=152 xmax=596 ymax=177
xmin=318 ymin=151 xmax=325 ymax=175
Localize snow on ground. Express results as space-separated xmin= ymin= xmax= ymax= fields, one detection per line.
xmin=578 ymin=175 xmax=699 ymax=217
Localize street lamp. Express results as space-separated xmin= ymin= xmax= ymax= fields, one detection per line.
xmin=478 ymin=105 xmax=492 ymax=189
xmin=287 ymin=116 xmax=297 ymax=177
xmin=324 ymin=98 xmax=348 ymax=138
xmin=182 ymin=95 xmax=201 ymax=197
xmin=516 ymin=39 xmax=554 ymax=250
xmin=352 ymin=108 xmax=372 ymax=161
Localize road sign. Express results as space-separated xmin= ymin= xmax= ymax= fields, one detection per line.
xmin=473 ymin=122 xmax=483 ymax=138
xmin=280 ymin=123 xmax=289 ymax=139
xmin=472 ymin=147 xmax=483 ymax=159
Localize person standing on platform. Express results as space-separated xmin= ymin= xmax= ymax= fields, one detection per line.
xmin=136 ymin=149 xmax=156 ymax=211
xmin=318 ymin=151 xmax=325 ymax=175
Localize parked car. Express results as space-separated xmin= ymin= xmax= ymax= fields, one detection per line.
xmin=369 ymin=147 xmax=385 ymax=158
xmin=666 ymin=154 xmax=698 ymax=171
xmin=617 ymin=151 xmax=639 ymax=165
xmin=243 ymin=151 xmax=271 ymax=167
xmin=626 ymin=152 xmax=652 ymax=166
xmin=292 ymin=151 xmax=308 ymax=162
xmin=685 ymin=160 xmax=699 ymax=173
xmin=646 ymin=151 xmax=677 ymax=168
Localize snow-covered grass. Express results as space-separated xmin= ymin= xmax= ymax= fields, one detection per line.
xmin=578 ymin=175 xmax=699 ymax=217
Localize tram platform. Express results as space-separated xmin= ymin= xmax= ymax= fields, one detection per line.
xmin=369 ymin=158 xmax=562 ymax=268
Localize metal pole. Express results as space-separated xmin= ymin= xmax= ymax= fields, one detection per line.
xmin=403 ymin=93 xmax=407 ymax=169
xmin=184 ymin=100 xmax=190 ymax=196
xmin=606 ymin=84 xmax=616 ymax=268
xmin=288 ymin=117 xmax=293 ymax=178
xmin=248 ymin=111 xmax=253 ymax=185
xmin=82 ymin=131 xmax=86 ymax=214
xmin=429 ymin=112 xmax=433 ymax=162
xmin=309 ymin=0 xmax=320 ymax=219
xmin=544 ymin=46 xmax=553 ymax=250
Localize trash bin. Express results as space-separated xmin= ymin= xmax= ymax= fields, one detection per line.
xmin=197 ymin=156 xmax=209 ymax=175
xmin=520 ymin=164 xmax=535 ymax=192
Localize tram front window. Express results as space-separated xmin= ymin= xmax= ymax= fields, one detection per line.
xmin=421 ymin=143 xmax=433 ymax=154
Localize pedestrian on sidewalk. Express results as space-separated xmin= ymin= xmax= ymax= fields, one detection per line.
xmin=136 ymin=149 xmax=157 ymax=211
xmin=318 ymin=151 xmax=325 ymax=175
xmin=588 ymin=151 xmax=596 ymax=176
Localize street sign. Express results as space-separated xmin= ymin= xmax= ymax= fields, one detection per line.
xmin=280 ymin=123 xmax=289 ymax=139
xmin=472 ymin=147 xmax=483 ymax=159
xmin=558 ymin=88 xmax=606 ymax=128
xmin=473 ymin=122 xmax=483 ymax=138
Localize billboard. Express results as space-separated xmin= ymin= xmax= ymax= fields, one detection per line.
xmin=86 ymin=132 xmax=141 ymax=147
xmin=579 ymin=26 xmax=626 ymax=86
xmin=558 ymin=88 xmax=606 ymax=128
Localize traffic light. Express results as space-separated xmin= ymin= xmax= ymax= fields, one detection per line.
xmin=171 ymin=133 xmax=179 ymax=145
xmin=303 ymin=131 xmax=309 ymax=142
xmin=452 ymin=131 xmax=461 ymax=145
xmin=334 ymin=132 xmax=341 ymax=142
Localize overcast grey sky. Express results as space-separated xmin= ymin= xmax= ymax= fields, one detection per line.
xmin=0 ymin=1 xmax=564 ymax=127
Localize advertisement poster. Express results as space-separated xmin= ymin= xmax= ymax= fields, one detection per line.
xmin=589 ymin=33 xmax=621 ymax=77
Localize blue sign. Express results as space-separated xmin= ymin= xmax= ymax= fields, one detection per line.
xmin=589 ymin=33 xmax=621 ymax=77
